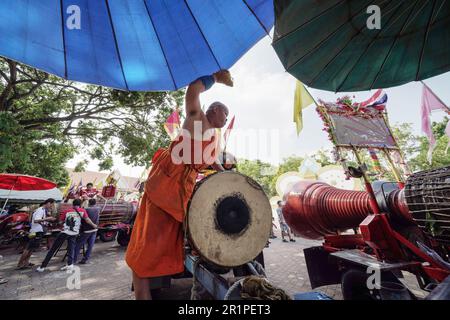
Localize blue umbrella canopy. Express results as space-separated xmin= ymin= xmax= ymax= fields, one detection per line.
xmin=0 ymin=0 xmax=273 ymax=91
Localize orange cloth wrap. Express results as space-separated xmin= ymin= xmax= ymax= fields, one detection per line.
xmin=126 ymin=134 xmax=217 ymax=278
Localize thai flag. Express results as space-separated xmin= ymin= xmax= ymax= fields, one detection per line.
xmin=358 ymin=89 xmax=387 ymax=110
xmin=76 ymin=179 xmax=83 ymax=192
xmin=164 ymin=110 xmax=181 ymax=141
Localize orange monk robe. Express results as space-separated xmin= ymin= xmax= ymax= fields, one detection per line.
xmin=126 ymin=134 xmax=218 ymax=278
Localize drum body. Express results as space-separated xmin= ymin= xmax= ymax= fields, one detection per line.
xmin=188 ymin=171 xmax=272 ymax=267
xmin=404 ymin=166 xmax=450 ymax=246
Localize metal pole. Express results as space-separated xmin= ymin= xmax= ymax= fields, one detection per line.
xmin=382 ymin=148 xmax=405 ymax=188
xmin=1 ymin=176 xmax=19 ymax=213
xmin=351 ymin=145 xmax=381 ymax=214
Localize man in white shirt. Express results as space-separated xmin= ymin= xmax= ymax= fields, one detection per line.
xmin=16 ymin=198 xmax=56 ymax=269
xmin=37 ymin=198 xmax=97 ymax=272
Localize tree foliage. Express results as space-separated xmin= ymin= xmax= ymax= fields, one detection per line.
xmin=237 ymin=117 xmax=449 ymax=197
xmin=393 ymin=117 xmax=450 ymax=171
xmin=237 ymin=159 xmax=278 ymax=196
xmin=0 ymin=58 xmax=183 ymax=185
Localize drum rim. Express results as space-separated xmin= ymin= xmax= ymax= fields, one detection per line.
xmin=186 ymin=171 xmax=271 ymax=267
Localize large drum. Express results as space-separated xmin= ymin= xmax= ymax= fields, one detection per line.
xmin=404 ymin=165 xmax=450 ymax=246
xmin=187 ymin=171 xmax=272 ymax=267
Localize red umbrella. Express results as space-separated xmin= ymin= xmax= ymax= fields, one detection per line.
xmin=0 ymin=174 xmax=57 ymax=191
xmin=0 ymin=174 xmax=61 ymax=209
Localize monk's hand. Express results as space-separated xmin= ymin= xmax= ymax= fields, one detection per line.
xmin=213 ymin=70 xmax=233 ymax=87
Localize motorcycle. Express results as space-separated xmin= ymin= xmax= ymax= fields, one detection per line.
xmin=0 ymin=212 xmax=30 ymax=248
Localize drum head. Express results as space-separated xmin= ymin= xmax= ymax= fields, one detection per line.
xmin=188 ymin=171 xmax=272 ymax=267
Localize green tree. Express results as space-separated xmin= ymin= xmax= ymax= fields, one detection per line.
xmin=392 ymin=117 xmax=450 ymax=171
xmin=269 ymin=156 xmax=303 ymax=196
xmin=237 ymin=159 xmax=278 ymax=196
xmin=0 ymin=58 xmax=183 ymax=185
xmin=277 ymin=156 xmax=303 ymax=173
xmin=313 ymin=149 xmax=334 ymax=167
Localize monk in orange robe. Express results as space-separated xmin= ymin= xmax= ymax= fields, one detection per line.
xmin=126 ymin=70 xmax=233 ymax=300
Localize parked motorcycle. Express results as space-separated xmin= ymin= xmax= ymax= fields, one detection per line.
xmin=0 ymin=213 xmax=30 ymax=248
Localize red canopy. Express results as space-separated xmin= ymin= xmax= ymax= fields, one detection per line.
xmin=0 ymin=174 xmax=57 ymax=191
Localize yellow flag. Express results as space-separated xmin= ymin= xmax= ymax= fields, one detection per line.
xmin=62 ymin=178 xmax=72 ymax=197
xmin=293 ymin=81 xmax=315 ymax=135
xmin=96 ymin=180 xmax=104 ymax=190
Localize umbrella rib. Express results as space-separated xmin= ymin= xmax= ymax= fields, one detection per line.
xmin=310 ymin=0 xmax=401 ymax=86
xmin=432 ymin=0 xmax=447 ymax=21
xmin=272 ymin=0 xmax=347 ymax=44
xmin=287 ymin=0 xmax=376 ymax=72
xmin=368 ymin=0 xmax=428 ymax=89
xmin=416 ymin=0 xmax=439 ymax=81
xmin=142 ymin=0 xmax=177 ymax=90
xmin=183 ymin=0 xmax=221 ymax=70
xmin=105 ymin=0 xmax=129 ymax=91
xmin=242 ymin=0 xmax=272 ymax=38
xmin=59 ymin=0 xmax=68 ymax=79
xmin=333 ymin=1 xmax=404 ymax=91
xmin=337 ymin=0 xmax=418 ymax=92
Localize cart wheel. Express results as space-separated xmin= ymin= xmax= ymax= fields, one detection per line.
xmin=341 ymin=269 xmax=377 ymax=300
xmin=99 ymin=230 xmax=117 ymax=242
xmin=150 ymin=289 xmax=162 ymax=300
xmin=117 ymin=229 xmax=130 ymax=247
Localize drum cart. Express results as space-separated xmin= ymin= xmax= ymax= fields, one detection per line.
xmin=148 ymin=171 xmax=272 ymax=300
xmin=184 ymin=251 xmax=267 ymax=300
xmin=148 ymin=248 xmax=266 ymax=300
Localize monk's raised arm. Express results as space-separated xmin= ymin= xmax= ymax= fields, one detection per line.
xmin=185 ymin=71 xmax=233 ymax=118
xmin=185 ymin=76 xmax=214 ymax=118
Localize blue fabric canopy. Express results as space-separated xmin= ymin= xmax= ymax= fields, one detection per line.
xmin=0 ymin=0 xmax=273 ymax=91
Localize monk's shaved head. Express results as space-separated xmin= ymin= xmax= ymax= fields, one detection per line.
xmin=206 ymin=101 xmax=228 ymax=115
xmin=205 ymin=101 xmax=229 ymax=128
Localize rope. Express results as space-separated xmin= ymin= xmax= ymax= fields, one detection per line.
xmin=240 ymin=276 xmax=291 ymax=300
xmin=225 ymin=259 xmax=290 ymax=300
xmin=190 ymin=257 xmax=208 ymax=300
xmin=224 ymin=278 xmax=245 ymax=300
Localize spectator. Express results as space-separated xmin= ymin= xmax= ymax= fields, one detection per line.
xmin=276 ymin=201 xmax=295 ymax=243
xmin=80 ymin=183 xmax=98 ymax=200
xmin=36 ymin=199 xmax=97 ymax=272
xmin=80 ymin=182 xmax=105 ymax=207
xmin=74 ymin=198 xmax=100 ymax=264
xmin=16 ymin=199 xmax=56 ymax=269
xmin=269 ymin=216 xmax=277 ymax=239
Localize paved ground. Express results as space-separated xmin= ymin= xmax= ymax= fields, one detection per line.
xmin=0 ymin=229 xmax=426 ymax=300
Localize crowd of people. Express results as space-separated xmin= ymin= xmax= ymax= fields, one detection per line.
xmin=3 ymin=182 xmax=102 ymax=273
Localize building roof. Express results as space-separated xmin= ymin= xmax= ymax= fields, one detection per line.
xmin=66 ymin=168 xmax=140 ymax=191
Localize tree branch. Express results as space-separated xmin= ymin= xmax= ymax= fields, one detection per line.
xmin=0 ymin=59 xmax=17 ymax=111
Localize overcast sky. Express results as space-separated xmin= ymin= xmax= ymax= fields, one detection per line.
xmin=67 ymin=36 xmax=450 ymax=178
